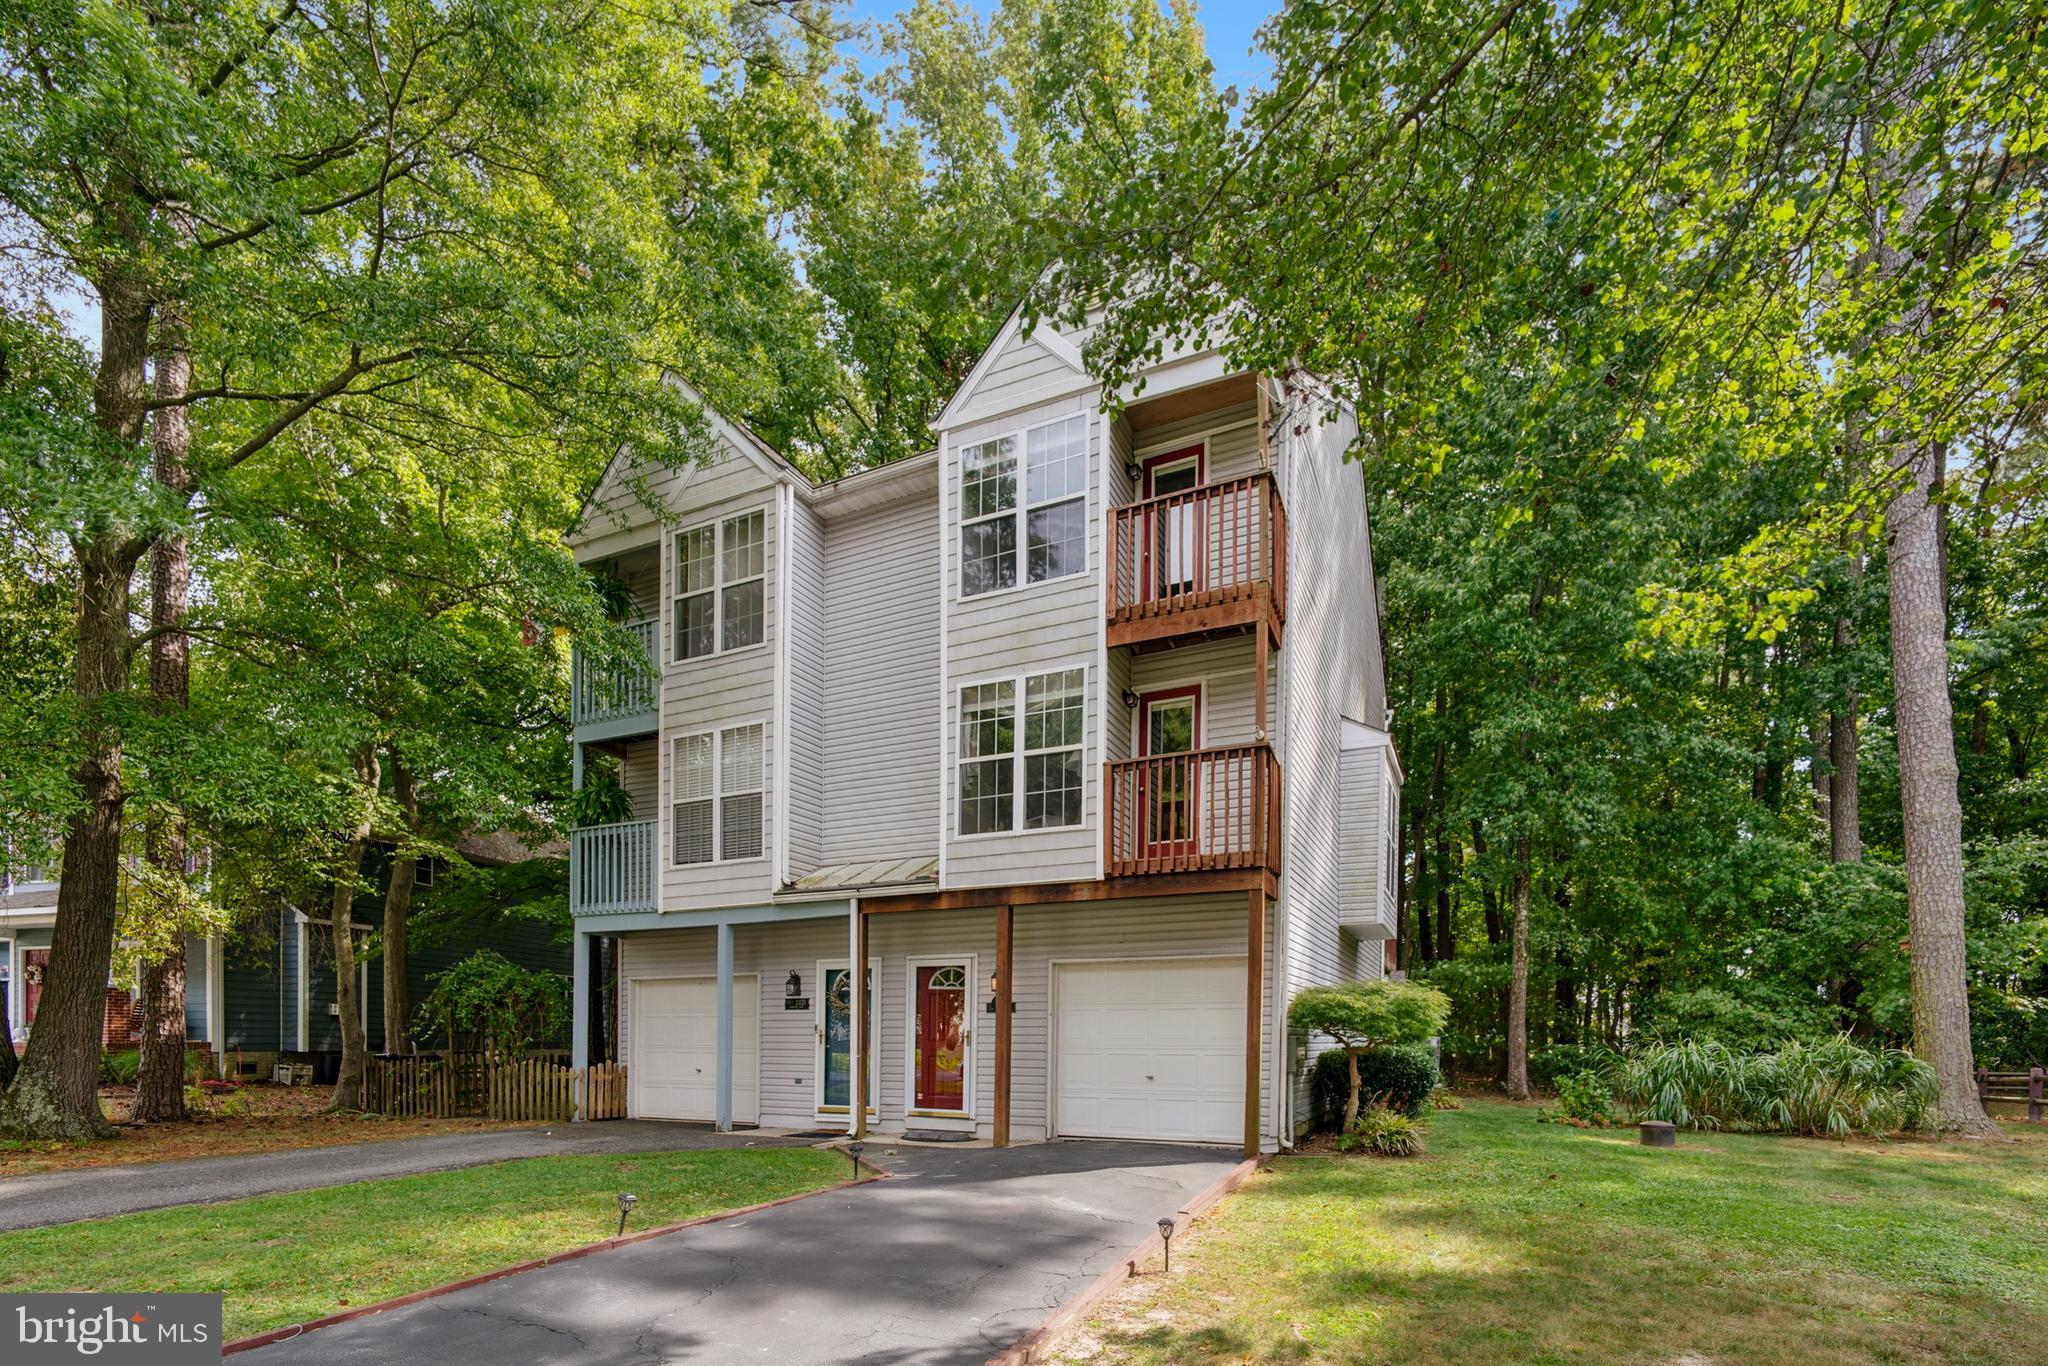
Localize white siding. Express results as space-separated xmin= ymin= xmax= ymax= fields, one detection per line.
xmin=1130 ymin=401 xmax=1264 ymax=483
xmin=656 ymin=450 xmax=783 ymax=913
xmin=940 ymin=388 xmax=1105 ymax=888
xmin=1127 ymin=637 xmax=1262 ymax=750
xmin=817 ymin=491 xmax=943 ymax=867
xmin=786 ymin=498 xmax=828 ymax=876
xmin=946 ymin=322 xmax=1092 ymax=429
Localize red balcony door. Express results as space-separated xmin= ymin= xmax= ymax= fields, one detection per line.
xmin=1137 ymin=686 xmax=1201 ymax=861
xmin=1140 ymin=447 xmax=1205 ymax=602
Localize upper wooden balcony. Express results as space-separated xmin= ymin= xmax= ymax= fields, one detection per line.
xmin=1107 ymin=472 xmax=1286 ymax=649
xmin=1104 ymin=744 xmax=1282 ymax=879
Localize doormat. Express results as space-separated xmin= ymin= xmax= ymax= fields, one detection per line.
xmin=902 ymin=1129 xmax=973 ymax=1143
xmin=786 ymin=1129 xmax=844 ymax=1138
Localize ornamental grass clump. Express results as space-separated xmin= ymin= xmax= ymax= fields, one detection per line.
xmin=1338 ymin=1104 xmax=1426 ymax=1157
xmin=1616 ymin=1036 xmax=1935 ymax=1137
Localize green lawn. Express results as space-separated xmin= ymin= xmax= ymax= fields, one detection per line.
xmin=1059 ymin=1099 xmax=2048 ymax=1365
xmin=0 ymin=1148 xmax=849 ymax=1340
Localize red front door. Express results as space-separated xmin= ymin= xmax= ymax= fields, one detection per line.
xmin=914 ymin=964 xmax=968 ymax=1112
xmin=22 ymin=948 xmax=48 ymax=1028
xmin=1137 ymin=687 xmax=1201 ymax=860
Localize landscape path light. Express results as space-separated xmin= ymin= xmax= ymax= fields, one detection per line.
xmin=1157 ymin=1216 xmax=1177 ymax=1273
xmin=616 ymin=1191 xmax=638 ymax=1238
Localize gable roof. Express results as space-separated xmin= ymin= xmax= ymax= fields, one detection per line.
xmin=933 ymin=299 xmax=1091 ymax=430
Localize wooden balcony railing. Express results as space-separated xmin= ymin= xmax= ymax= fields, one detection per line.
xmin=571 ymin=619 xmax=658 ymax=730
xmin=1104 ymin=744 xmax=1281 ymax=878
xmin=1107 ymin=472 xmax=1286 ymax=648
xmin=570 ymin=819 xmax=657 ymax=915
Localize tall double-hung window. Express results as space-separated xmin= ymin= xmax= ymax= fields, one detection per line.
xmin=959 ymin=416 xmax=1087 ymax=597
xmin=673 ymin=509 xmax=765 ymax=661
xmin=957 ymin=668 xmax=1086 ymax=835
xmin=673 ymin=723 xmax=766 ymax=864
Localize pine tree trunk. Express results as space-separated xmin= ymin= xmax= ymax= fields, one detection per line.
xmin=1887 ymin=441 xmax=1996 ymax=1136
xmin=0 ymin=266 xmax=152 ymax=1141
xmin=381 ymin=758 xmax=419 ymax=1056
xmin=135 ymin=249 xmax=194 ymax=1124
xmin=1830 ymin=567 xmax=1862 ymax=863
xmin=1505 ymin=836 xmax=1531 ymax=1099
xmin=328 ymin=748 xmax=379 ymax=1112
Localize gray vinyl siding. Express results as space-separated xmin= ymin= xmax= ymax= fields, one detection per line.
xmin=617 ymin=916 xmax=846 ymax=1130
xmin=786 ymin=498 xmax=828 ymax=875
xmin=1013 ymin=896 xmax=1273 ymax=1146
xmin=617 ymin=735 xmax=659 ymax=820
xmin=1339 ymin=747 xmax=1395 ymax=934
xmin=1131 ymin=401 xmax=1263 ymax=483
xmin=941 ymin=388 xmax=1105 ymax=887
xmin=1127 ymin=637 xmax=1263 ymax=750
xmin=657 ymin=452 xmax=782 ymax=913
xmin=817 ymin=491 xmax=943 ymax=867
xmin=945 ymin=322 xmax=1092 ymax=429
xmin=617 ymin=897 xmax=1276 ymax=1146
xmin=1274 ymin=399 xmax=1381 ymax=1124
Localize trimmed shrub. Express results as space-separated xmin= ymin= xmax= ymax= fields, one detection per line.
xmin=1338 ymin=1104 xmax=1426 ymax=1157
xmin=1312 ymin=1043 xmax=1439 ymax=1124
xmin=1616 ymin=1036 xmax=1936 ymax=1137
xmin=1537 ymin=1070 xmax=1617 ymax=1126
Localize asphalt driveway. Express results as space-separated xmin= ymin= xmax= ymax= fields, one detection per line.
xmin=0 ymin=1122 xmax=810 ymax=1232
xmin=240 ymin=1139 xmax=1241 ymax=1365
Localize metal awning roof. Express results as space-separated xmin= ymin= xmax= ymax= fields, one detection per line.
xmin=782 ymin=857 xmax=940 ymax=895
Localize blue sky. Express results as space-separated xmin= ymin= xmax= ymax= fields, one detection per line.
xmin=840 ymin=0 xmax=1277 ymax=91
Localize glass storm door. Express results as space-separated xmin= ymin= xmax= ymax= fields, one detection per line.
xmin=1143 ymin=450 xmax=1203 ymax=600
xmin=913 ymin=964 xmax=969 ymax=1113
xmin=821 ymin=965 xmax=873 ymax=1112
xmin=1138 ymin=688 xmax=1201 ymax=860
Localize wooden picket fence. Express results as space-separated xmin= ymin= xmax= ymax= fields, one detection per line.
xmin=363 ymin=1051 xmax=626 ymax=1122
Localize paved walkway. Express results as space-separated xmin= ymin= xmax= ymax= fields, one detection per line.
xmin=0 ymin=1122 xmax=810 ymax=1231
xmin=242 ymin=1140 xmax=1240 ymax=1365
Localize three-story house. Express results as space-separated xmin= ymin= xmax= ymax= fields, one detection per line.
xmin=565 ymin=317 xmax=1400 ymax=1156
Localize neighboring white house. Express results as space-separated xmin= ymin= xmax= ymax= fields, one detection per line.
xmin=564 ymin=313 xmax=1400 ymax=1155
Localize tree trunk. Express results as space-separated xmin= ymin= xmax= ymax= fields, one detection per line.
xmin=1434 ymin=820 xmax=1455 ymax=963
xmin=1886 ymin=440 xmax=1995 ymax=1135
xmin=328 ymin=748 xmax=379 ymax=1112
xmin=1505 ymin=836 xmax=1531 ymax=1100
xmin=0 ymin=269 xmax=152 ymax=1141
xmin=1344 ymin=1047 xmax=1363 ymax=1132
xmin=135 ymin=249 xmax=195 ymax=1124
xmin=381 ymin=757 xmax=419 ymax=1056
xmin=1830 ymin=574 xmax=1863 ymax=863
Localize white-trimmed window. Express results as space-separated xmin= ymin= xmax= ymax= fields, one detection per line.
xmin=673 ymin=723 xmax=766 ymax=864
xmin=673 ymin=509 xmax=766 ymax=661
xmin=1383 ymin=779 xmax=1398 ymax=897
xmin=956 ymin=668 xmax=1086 ymax=835
xmin=959 ymin=415 xmax=1087 ymax=597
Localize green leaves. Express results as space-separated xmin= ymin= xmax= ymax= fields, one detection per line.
xmin=1289 ymin=980 xmax=1452 ymax=1050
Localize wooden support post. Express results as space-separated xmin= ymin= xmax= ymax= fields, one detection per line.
xmin=853 ymin=904 xmax=871 ymax=1139
xmin=1245 ymin=887 xmax=1265 ymax=1159
xmin=994 ymin=904 xmax=1013 ymax=1148
xmin=1255 ymin=620 xmax=1270 ymax=741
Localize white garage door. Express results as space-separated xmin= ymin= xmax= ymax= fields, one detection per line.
xmin=629 ymin=976 xmax=758 ymax=1124
xmin=1054 ymin=958 xmax=1244 ymax=1143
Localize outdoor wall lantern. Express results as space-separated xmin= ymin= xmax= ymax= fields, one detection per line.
xmin=785 ymin=970 xmax=802 ymax=1002
xmin=986 ymin=970 xmax=1016 ymax=1014
xmin=1120 ymin=687 xmax=1141 ymax=710
xmin=1124 ymin=460 xmax=1144 ymax=485
xmin=616 ymin=1191 xmax=638 ymax=1238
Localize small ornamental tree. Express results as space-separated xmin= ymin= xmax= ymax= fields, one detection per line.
xmin=1290 ymin=981 xmax=1451 ymax=1132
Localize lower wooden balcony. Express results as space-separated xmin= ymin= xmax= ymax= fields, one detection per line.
xmin=1104 ymin=744 xmax=1281 ymax=878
